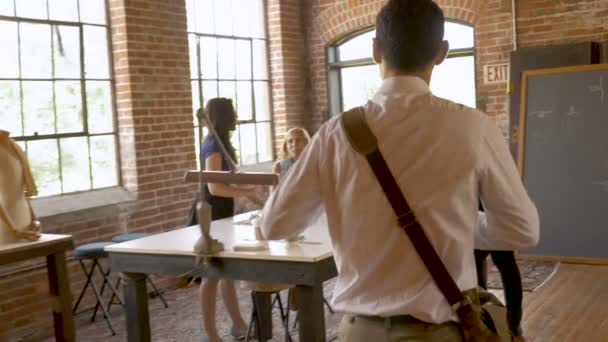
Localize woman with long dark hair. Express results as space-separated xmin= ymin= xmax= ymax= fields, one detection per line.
xmin=194 ymin=98 xmax=258 ymax=342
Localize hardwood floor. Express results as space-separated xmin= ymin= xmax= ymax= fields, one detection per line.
xmin=521 ymin=263 xmax=608 ymax=342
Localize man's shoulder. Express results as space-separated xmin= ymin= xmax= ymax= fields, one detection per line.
xmin=426 ymin=94 xmax=486 ymax=119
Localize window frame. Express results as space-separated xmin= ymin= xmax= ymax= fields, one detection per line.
xmin=187 ymin=0 xmax=275 ymax=167
xmin=326 ymin=20 xmax=477 ymax=116
xmin=0 ymin=0 xmax=121 ymax=197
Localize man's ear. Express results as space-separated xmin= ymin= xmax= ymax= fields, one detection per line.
xmin=372 ymin=37 xmax=382 ymax=64
xmin=433 ymin=40 xmax=449 ymax=66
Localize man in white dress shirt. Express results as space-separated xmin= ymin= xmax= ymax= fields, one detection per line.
xmin=261 ymin=0 xmax=540 ymax=340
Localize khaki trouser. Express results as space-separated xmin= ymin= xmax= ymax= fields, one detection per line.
xmin=338 ymin=314 xmax=463 ymax=342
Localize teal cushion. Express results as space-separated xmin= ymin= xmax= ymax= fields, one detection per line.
xmin=74 ymin=242 xmax=114 ymax=259
xmin=111 ymin=233 xmax=148 ymax=243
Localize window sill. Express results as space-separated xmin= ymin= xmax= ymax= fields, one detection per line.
xmin=31 ymin=187 xmax=137 ymax=220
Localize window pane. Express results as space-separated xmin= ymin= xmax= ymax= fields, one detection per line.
xmin=445 ymin=22 xmax=474 ymax=49
xmin=253 ymin=81 xmax=270 ymax=121
xmin=53 ymin=25 xmax=81 ymax=79
xmin=20 ymin=23 xmax=52 ymax=79
xmin=256 ymin=122 xmax=271 ymax=163
xmin=200 ymin=37 xmax=218 ymax=79
xmin=27 ymin=139 xmax=61 ymax=196
xmin=194 ymin=0 xmax=214 ymax=34
xmin=84 ymin=25 xmax=110 ymax=78
xmin=16 ymin=0 xmax=47 ymax=19
xmin=0 ymin=0 xmax=14 ymax=16
xmin=60 ymin=137 xmax=91 ymax=192
xmin=431 ymin=56 xmax=476 ymax=107
xmin=185 ymin=0 xmax=196 ymax=32
xmin=340 ymin=65 xmax=381 ymax=111
xmin=79 ymin=0 xmax=106 ymax=24
xmin=235 ymin=40 xmax=251 ymax=80
xmin=90 ymin=135 xmax=118 ymax=188
xmin=217 ymin=39 xmax=235 ymax=79
xmin=0 ymin=21 xmax=19 ymax=78
xmin=230 ymin=125 xmax=240 ymax=161
xmin=238 ymin=123 xmax=256 ymax=164
xmin=201 ymin=80 xmax=218 ymax=107
xmin=232 ymin=0 xmax=253 ymax=37
xmin=252 ymin=40 xmax=267 ymax=80
xmin=218 ymin=81 xmax=235 ymax=104
xmin=55 ymin=81 xmax=83 ymax=133
xmin=22 ymin=81 xmax=54 ymax=136
xmin=249 ymin=0 xmax=265 ymax=38
xmin=214 ymin=0 xmax=233 ymax=36
xmin=235 ymin=81 xmax=252 ymax=121
xmin=86 ymin=80 xmax=113 ymax=133
xmin=48 ymin=0 xmax=79 ymax=22
xmin=0 ymin=81 xmax=22 ymax=136
xmin=189 ymin=34 xmax=199 ymax=79
xmin=338 ymin=30 xmax=374 ymax=61
xmin=192 ymin=80 xmax=201 ymax=122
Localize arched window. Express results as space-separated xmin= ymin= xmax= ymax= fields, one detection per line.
xmin=327 ymin=21 xmax=476 ymax=115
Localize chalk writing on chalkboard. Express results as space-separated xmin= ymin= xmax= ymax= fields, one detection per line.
xmin=531 ymin=109 xmax=553 ymax=119
xmin=588 ymin=76 xmax=605 ymax=104
xmin=593 ymin=180 xmax=608 ymax=192
xmin=565 ymin=105 xmax=581 ymax=117
xmin=563 ymin=105 xmax=582 ymax=136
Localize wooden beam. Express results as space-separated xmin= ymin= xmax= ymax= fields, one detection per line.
xmin=183 ymin=171 xmax=279 ymax=185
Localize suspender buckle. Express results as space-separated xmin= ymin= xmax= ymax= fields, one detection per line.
xmin=397 ymin=211 xmax=416 ymax=227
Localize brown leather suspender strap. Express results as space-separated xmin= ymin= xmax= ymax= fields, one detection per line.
xmin=341 ymin=106 xmax=466 ymax=307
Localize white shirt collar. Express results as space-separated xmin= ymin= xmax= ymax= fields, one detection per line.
xmin=374 ymin=75 xmax=430 ymax=99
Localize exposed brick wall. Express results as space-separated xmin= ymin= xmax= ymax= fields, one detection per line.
xmin=267 ymin=0 xmax=311 ymax=151
xmin=0 ymin=0 xmax=196 ymax=339
xmin=476 ymin=0 xmax=608 ymax=134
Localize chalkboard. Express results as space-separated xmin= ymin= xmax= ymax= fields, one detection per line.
xmin=518 ymin=64 xmax=608 ymax=261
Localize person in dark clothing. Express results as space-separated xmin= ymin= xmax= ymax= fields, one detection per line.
xmin=193 ymin=98 xmax=260 ymax=342
xmin=475 ymin=202 xmax=525 ymax=340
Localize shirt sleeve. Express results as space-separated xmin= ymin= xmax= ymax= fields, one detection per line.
xmin=476 ymin=118 xmax=540 ymax=250
xmin=201 ymin=137 xmax=219 ymax=160
xmin=261 ymin=128 xmax=324 ymax=240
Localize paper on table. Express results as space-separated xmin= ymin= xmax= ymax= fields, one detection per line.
xmin=232 ymin=240 xmax=268 ymax=251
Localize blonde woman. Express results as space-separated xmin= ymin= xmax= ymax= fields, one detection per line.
xmin=272 ymin=127 xmax=311 ymax=177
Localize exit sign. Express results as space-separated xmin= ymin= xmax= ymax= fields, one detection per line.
xmin=483 ymin=63 xmax=510 ymax=84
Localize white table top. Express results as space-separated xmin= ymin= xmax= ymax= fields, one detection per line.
xmin=0 ymin=233 xmax=72 ymax=254
xmin=105 ymin=212 xmax=333 ymax=263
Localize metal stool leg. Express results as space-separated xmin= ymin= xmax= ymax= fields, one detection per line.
xmin=147 ymin=277 xmax=168 ymax=308
xmin=107 ymin=276 xmax=122 ymax=312
xmin=92 ymin=263 xmax=124 ymax=322
xmin=72 ymin=259 xmax=96 ymax=314
xmin=87 ymin=268 xmax=117 ymax=335
xmin=277 ymin=291 xmax=292 ymax=342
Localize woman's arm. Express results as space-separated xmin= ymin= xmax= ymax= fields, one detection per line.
xmin=206 ymin=153 xmax=256 ymax=198
xmin=272 ymin=161 xmax=281 ymax=175
xmin=269 ymin=161 xmax=282 ymax=193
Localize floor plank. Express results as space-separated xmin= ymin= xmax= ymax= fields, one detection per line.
xmin=522 ymin=263 xmax=608 ymax=342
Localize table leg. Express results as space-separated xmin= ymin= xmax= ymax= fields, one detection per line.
xmin=296 ymin=284 xmax=326 ymax=342
xmin=123 ymin=273 xmax=151 ymax=342
xmin=253 ymin=292 xmax=273 ymax=341
xmin=47 ymin=252 xmax=75 ymax=342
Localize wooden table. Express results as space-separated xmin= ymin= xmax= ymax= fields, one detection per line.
xmin=0 ymin=234 xmax=75 ymax=342
xmin=105 ymin=212 xmax=337 ymax=342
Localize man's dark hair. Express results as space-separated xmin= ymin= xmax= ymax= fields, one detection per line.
xmin=376 ymin=0 xmax=445 ymax=72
